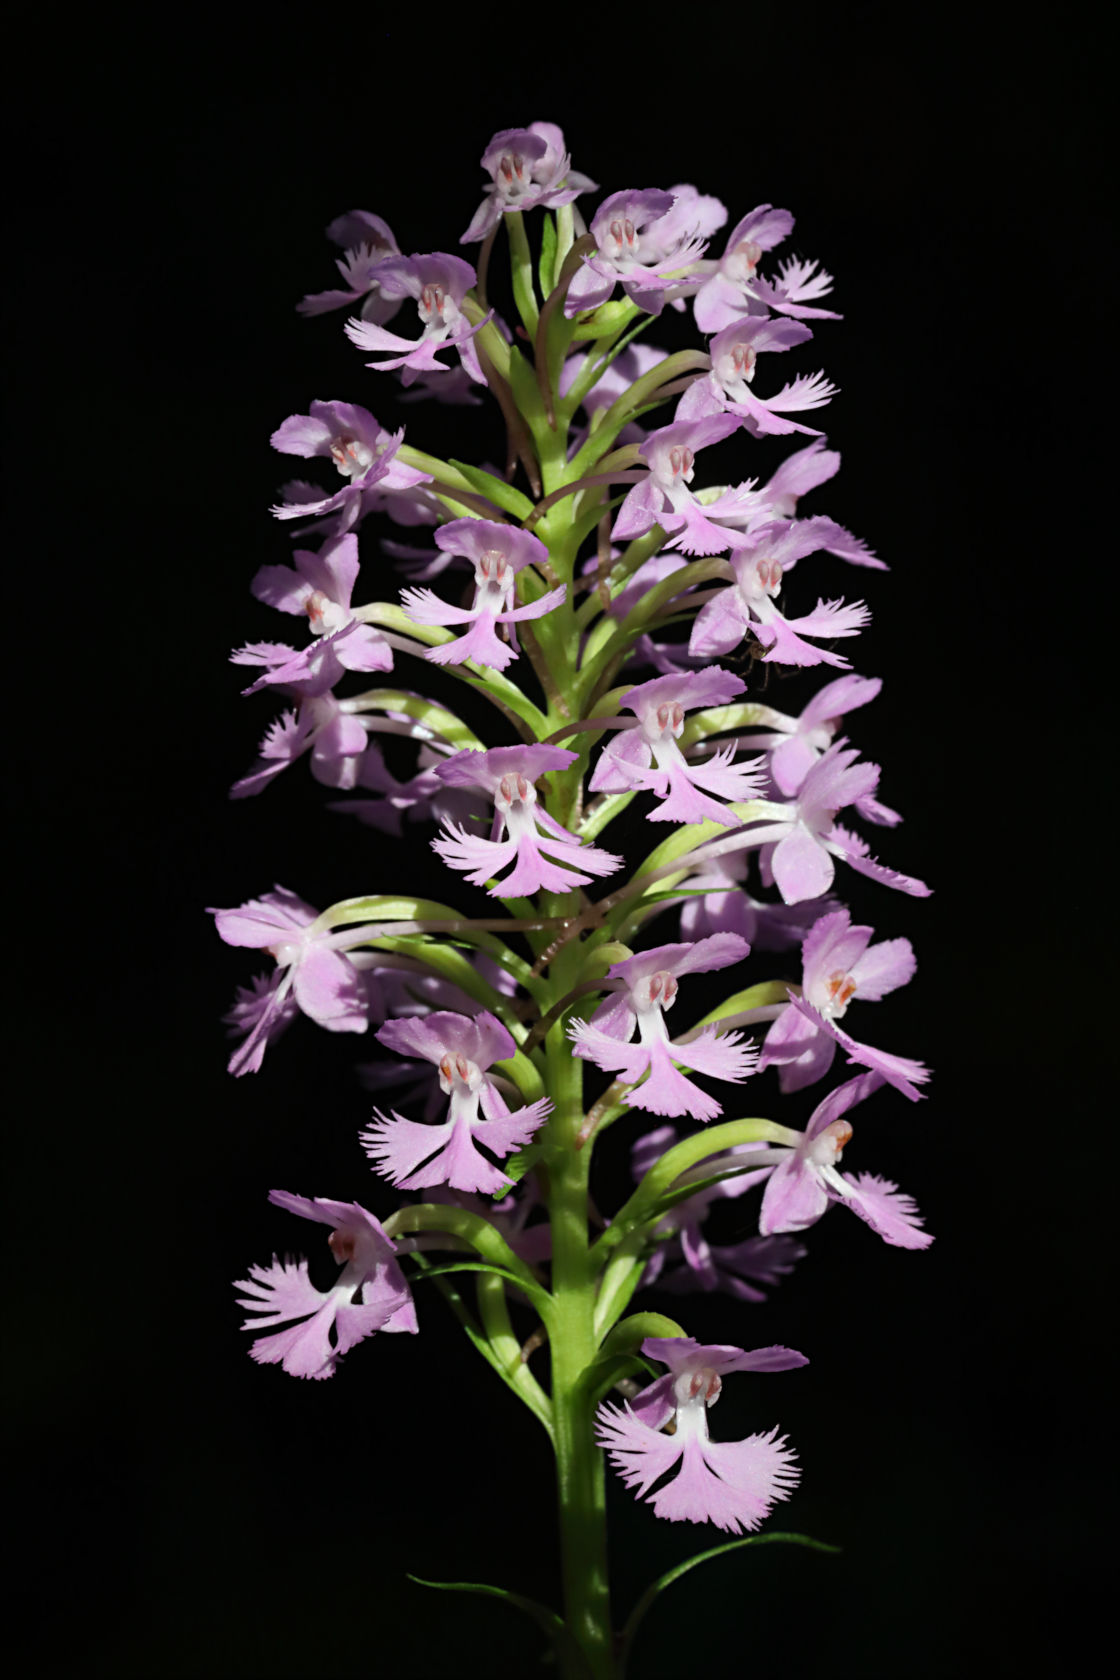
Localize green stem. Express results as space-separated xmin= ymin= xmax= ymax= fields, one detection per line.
xmin=545 ymin=1000 xmax=616 ymax=1679
xmin=506 ymin=211 xmax=540 ymax=336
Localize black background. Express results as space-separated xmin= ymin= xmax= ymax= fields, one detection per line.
xmin=6 ymin=13 xmax=1108 ymax=1678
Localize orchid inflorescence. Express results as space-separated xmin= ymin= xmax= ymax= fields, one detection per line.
xmin=215 ymin=120 xmax=932 ymax=1677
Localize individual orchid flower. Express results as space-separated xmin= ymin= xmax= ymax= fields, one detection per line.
xmin=678 ymin=317 xmax=837 ymax=438
xmin=400 ymin=518 xmax=565 ymax=671
xmin=752 ymin=444 xmax=884 ymax=573
xmin=588 ymin=667 xmax=765 ymax=827
xmin=759 ymin=438 xmax=840 ymax=518
xmin=461 ymin=121 xmax=597 ymax=243
xmin=631 ymin=1126 xmax=805 ymax=1302
xmin=646 ymin=1227 xmax=806 ymax=1304
xmin=568 ymin=934 xmax=757 ymax=1121
xmin=676 ymin=846 xmax=840 ymax=948
xmin=596 ymin=1336 xmax=803 ymax=1533
xmin=248 ymin=531 xmax=392 ymax=673
xmin=345 ymin=254 xmax=489 ymax=385
xmin=728 ymin=673 xmax=891 ymax=806
xmin=737 ymin=745 xmax=931 ymax=904
xmin=328 ymin=739 xmax=483 ymax=836
xmin=361 ymin=1010 xmax=552 ymax=1195
xmin=235 ymin=1191 xmax=417 ymax=1381
xmin=211 ymin=887 xmax=372 ymax=1075
xmin=297 ymin=210 xmax=402 ymax=321
xmin=269 ymin=399 xmax=431 ymax=528
xmin=759 ymin=908 xmax=927 ymax=1099
xmin=688 ymin=520 xmax=871 ymax=668
xmin=565 ymin=187 xmax=719 ymax=318
xmin=230 ymin=618 xmax=364 ymax=697
xmin=693 ymin=204 xmax=840 ymax=333
xmin=611 ymin=415 xmax=768 ymax=556
xmin=757 ymin=1072 xmax=933 ymax=1246
xmin=431 ymin=745 xmax=621 ymax=897
xmin=228 ymin=630 xmax=371 ymax=797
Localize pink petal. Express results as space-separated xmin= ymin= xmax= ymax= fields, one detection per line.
xmin=771 ymin=827 xmax=835 ymax=903
xmin=840 ymin=1171 xmax=933 ymax=1249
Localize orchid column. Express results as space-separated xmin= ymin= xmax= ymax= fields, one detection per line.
xmin=217 ymin=122 xmax=933 ymax=1680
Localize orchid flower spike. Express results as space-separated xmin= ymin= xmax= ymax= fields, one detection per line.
xmin=596 ymin=1336 xmax=804 ymax=1532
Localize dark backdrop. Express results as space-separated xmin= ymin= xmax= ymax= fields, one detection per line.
xmin=6 ymin=15 xmax=1107 ymax=1678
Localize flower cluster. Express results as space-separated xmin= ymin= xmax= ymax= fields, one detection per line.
xmin=217 ymin=124 xmax=932 ymax=1666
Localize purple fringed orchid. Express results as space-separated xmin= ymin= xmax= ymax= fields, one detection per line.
xmin=759 ymin=908 xmax=927 ymax=1099
xmin=596 ymin=1337 xmax=803 ymax=1533
xmin=345 ymin=254 xmax=489 ymax=385
xmin=235 ymin=1191 xmax=417 ymax=1381
xmin=431 ymin=745 xmax=621 ymax=897
xmin=757 ymin=1072 xmax=933 ymax=1248
xmin=693 ymin=204 xmax=839 ymax=333
xmin=568 ymin=934 xmax=756 ymax=1121
xmin=297 ymin=210 xmax=402 ymax=320
xmin=632 ymin=1126 xmax=806 ymax=1302
xmin=400 ymin=517 xmax=565 ymax=672
xmin=461 ymin=121 xmax=597 ymax=243
xmin=211 ymin=886 xmax=371 ymax=1075
xmin=760 ymin=437 xmax=841 ymax=519
xmin=565 ymin=187 xmax=722 ymax=318
xmin=589 ymin=667 xmax=765 ymax=827
xmin=228 ymin=632 xmax=371 ymax=798
xmin=248 ymin=532 xmax=392 ymax=673
xmin=328 ymin=739 xmax=482 ymax=836
xmin=689 ymin=520 xmax=871 ymax=668
xmin=676 ymin=846 xmax=839 ymax=948
xmin=735 ymin=673 xmax=885 ymax=798
xmin=269 ymin=399 xmax=431 ymax=527
xmin=740 ymin=745 xmax=931 ymax=905
xmin=612 ymin=415 xmax=766 ymax=556
xmin=679 ymin=317 xmax=837 ymax=439
xmin=361 ymin=1010 xmax=552 ymax=1195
